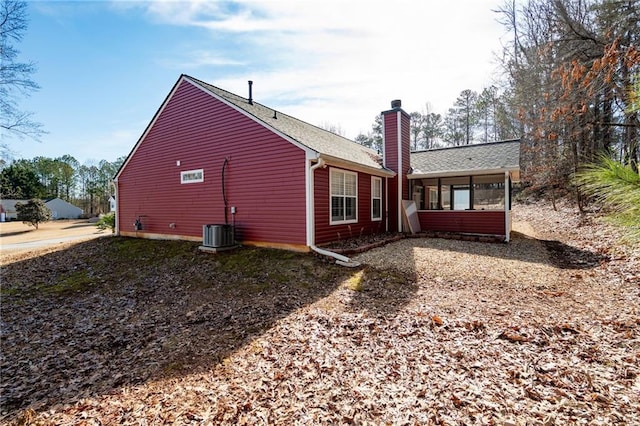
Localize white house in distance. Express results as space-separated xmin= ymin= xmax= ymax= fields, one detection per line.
xmin=45 ymin=198 xmax=83 ymax=219
xmin=0 ymin=198 xmax=83 ymax=221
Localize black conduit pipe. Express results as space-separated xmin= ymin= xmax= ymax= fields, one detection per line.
xmin=222 ymin=157 xmax=229 ymax=225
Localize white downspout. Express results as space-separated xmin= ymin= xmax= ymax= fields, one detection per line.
xmin=504 ymin=171 xmax=511 ymax=242
xmin=114 ymin=178 xmax=120 ymax=236
xmin=307 ymin=158 xmax=360 ymax=267
xmin=385 ymin=176 xmax=389 ymax=232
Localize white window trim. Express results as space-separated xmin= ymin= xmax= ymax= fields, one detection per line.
xmin=330 ymin=168 xmax=358 ymax=225
xmin=371 ymin=176 xmax=382 ymax=221
xmin=180 ymin=168 xmax=204 ymax=184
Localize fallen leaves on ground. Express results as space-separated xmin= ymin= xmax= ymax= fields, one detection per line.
xmin=1 ymin=200 xmax=639 ymax=425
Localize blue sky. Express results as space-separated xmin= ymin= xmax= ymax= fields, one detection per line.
xmin=9 ymin=0 xmax=509 ymax=164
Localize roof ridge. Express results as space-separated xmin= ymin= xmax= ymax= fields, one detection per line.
xmin=411 ymin=139 xmax=521 ymax=154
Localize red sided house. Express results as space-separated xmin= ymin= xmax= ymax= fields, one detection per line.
xmin=115 ymin=75 xmax=520 ymax=257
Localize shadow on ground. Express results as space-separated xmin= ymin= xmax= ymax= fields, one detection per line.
xmin=400 ymin=233 xmax=608 ymax=270
xmin=0 ymin=229 xmax=33 ymax=238
xmin=541 ymin=239 xmax=606 ymax=269
xmin=62 ymin=222 xmax=98 ymax=230
xmin=0 ymin=237 xmax=415 ymax=421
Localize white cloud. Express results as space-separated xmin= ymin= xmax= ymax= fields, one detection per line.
xmin=160 ymin=50 xmax=247 ymax=69
xmin=138 ymin=0 xmax=508 ymax=138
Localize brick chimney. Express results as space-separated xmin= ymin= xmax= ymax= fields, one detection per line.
xmin=382 ymin=99 xmax=411 ymax=232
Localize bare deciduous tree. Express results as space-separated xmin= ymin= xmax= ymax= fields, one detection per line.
xmin=0 ymin=0 xmax=45 ymax=156
xmin=497 ymin=0 xmax=640 ymax=204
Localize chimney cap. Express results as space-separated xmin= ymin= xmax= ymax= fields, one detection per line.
xmin=391 ymin=99 xmax=402 ymax=109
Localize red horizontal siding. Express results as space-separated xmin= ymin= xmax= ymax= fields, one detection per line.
xmin=118 ymin=79 xmax=307 ymax=246
xmin=314 ymin=167 xmax=387 ymax=245
xmin=417 ymin=210 xmax=505 ymax=236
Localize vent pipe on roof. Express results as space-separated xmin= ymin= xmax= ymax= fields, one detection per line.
xmin=273 ymin=110 xmax=277 ymax=119
xmin=248 ymin=80 xmax=253 ymax=105
xmin=391 ymin=99 xmax=401 ymax=109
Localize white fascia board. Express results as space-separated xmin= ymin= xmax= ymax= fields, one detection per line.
xmin=319 ymin=154 xmax=396 ymax=177
xmin=186 ymin=76 xmax=318 ymax=159
xmin=408 ymin=167 xmax=520 ymax=180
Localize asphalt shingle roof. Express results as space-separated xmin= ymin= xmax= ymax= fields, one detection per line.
xmin=187 ymin=76 xmax=389 ymax=173
xmin=409 ymin=140 xmax=521 ymax=178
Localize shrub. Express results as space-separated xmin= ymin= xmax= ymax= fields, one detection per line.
xmin=16 ymin=199 xmax=51 ymax=229
xmin=96 ymin=212 xmax=116 ymax=233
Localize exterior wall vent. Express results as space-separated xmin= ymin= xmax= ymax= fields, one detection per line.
xmin=203 ymin=224 xmax=235 ymax=248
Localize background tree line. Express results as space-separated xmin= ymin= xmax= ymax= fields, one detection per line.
xmin=353 ymin=86 xmax=521 ymax=153
xmin=354 ymin=0 xmax=638 ymax=205
xmin=498 ymin=0 xmax=638 ymax=200
xmin=0 ymin=156 xmax=125 ymax=216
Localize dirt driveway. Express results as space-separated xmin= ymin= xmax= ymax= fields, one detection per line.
xmin=0 ymin=220 xmax=108 ymax=254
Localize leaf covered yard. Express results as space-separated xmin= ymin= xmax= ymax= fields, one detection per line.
xmin=1 ymin=202 xmax=639 ymax=425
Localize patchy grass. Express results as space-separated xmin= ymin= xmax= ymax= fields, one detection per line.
xmin=343 ymin=269 xmax=366 ymax=291
xmin=42 ymin=270 xmax=95 ymax=295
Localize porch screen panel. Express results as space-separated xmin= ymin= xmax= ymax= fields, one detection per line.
xmin=473 ymin=174 xmax=505 ymax=210
xmin=422 ymin=178 xmax=439 ymax=210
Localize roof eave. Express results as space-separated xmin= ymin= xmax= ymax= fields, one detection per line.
xmin=319 ymin=154 xmax=396 ymax=177
xmin=408 ymin=167 xmax=520 ymax=181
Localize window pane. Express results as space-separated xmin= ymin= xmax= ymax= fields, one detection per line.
xmin=331 ymin=196 xmax=344 ymax=221
xmin=345 ymin=197 xmax=357 ymax=220
xmin=344 ymin=174 xmax=357 ymax=196
xmin=331 ymin=171 xmax=344 ymax=196
xmin=372 ymin=198 xmax=381 ymax=219
xmin=372 ymin=178 xmax=381 ymax=198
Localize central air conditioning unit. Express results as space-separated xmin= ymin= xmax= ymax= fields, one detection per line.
xmin=202 ymin=224 xmax=235 ymax=248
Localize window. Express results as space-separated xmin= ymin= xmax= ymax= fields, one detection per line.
xmin=330 ymin=169 xmax=357 ymax=224
xmin=181 ymin=169 xmax=204 ymax=184
xmin=371 ymin=176 xmax=382 ymax=221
